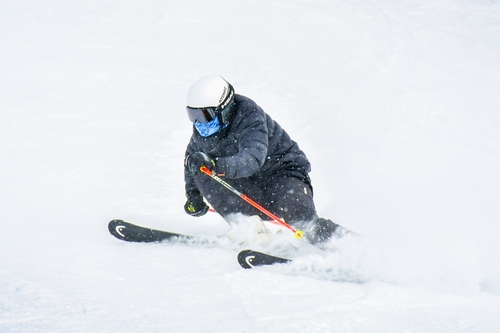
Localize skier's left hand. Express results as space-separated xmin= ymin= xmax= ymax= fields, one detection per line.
xmin=184 ymin=193 xmax=209 ymax=217
xmin=185 ymin=152 xmax=214 ymax=174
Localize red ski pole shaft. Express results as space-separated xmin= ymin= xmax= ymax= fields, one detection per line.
xmin=200 ymin=166 xmax=303 ymax=239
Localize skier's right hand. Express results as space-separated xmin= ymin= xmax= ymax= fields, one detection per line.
xmin=185 ymin=152 xmax=214 ymax=174
xmin=184 ymin=193 xmax=209 ymax=217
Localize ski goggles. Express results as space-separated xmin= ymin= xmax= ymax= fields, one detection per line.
xmin=186 ymin=106 xmax=218 ymax=124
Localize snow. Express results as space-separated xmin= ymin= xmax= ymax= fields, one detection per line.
xmin=1 ymin=0 xmax=500 ymax=332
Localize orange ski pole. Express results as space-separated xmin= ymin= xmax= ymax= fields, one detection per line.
xmin=200 ymin=166 xmax=303 ymax=239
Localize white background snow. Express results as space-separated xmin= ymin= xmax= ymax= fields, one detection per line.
xmin=1 ymin=0 xmax=500 ymax=332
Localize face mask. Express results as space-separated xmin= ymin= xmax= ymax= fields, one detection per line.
xmin=194 ymin=116 xmax=222 ymax=137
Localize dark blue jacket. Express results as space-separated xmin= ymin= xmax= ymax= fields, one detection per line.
xmin=185 ymin=94 xmax=311 ymax=195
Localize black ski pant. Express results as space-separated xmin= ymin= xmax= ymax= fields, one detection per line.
xmin=192 ymin=172 xmax=318 ymax=227
xmin=192 ymin=172 xmax=342 ymax=245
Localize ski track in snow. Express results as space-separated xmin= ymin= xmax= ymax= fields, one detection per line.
xmin=1 ymin=0 xmax=500 ymax=332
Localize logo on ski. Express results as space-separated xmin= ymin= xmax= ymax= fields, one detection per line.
xmin=245 ymin=255 xmax=256 ymax=268
xmin=115 ymin=225 xmax=126 ymax=238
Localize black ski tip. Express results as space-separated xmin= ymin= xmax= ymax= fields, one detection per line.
xmin=108 ymin=219 xmax=190 ymax=243
xmin=237 ymin=249 xmax=291 ymax=269
xmin=108 ymin=219 xmax=129 ymax=241
xmin=108 ymin=219 xmax=156 ymax=242
xmin=237 ymin=250 xmax=255 ymax=269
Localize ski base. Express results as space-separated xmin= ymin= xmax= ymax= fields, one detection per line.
xmin=237 ymin=249 xmax=291 ymax=269
xmin=108 ymin=219 xmax=193 ymax=243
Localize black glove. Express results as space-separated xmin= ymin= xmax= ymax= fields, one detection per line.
xmin=184 ymin=193 xmax=209 ymax=217
xmin=185 ymin=152 xmax=214 ymax=174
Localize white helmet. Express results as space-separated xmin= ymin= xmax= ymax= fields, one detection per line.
xmin=186 ymin=75 xmax=235 ymax=125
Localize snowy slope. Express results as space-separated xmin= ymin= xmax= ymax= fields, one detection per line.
xmin=1 ymin=0 xmax=500 ymax=332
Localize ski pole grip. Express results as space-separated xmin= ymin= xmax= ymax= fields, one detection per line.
xmin=200 ymin=166 xmax=212 ymax=176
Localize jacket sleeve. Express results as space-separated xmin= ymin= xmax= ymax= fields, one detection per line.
xmin=215 ymin=111 xmax=268 ymax=179
xmin=184 ymin=137 xmax=202 ymax=197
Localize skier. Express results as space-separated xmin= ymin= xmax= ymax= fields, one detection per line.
xmin=183 ymin=75 xmax=344 ymax=245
